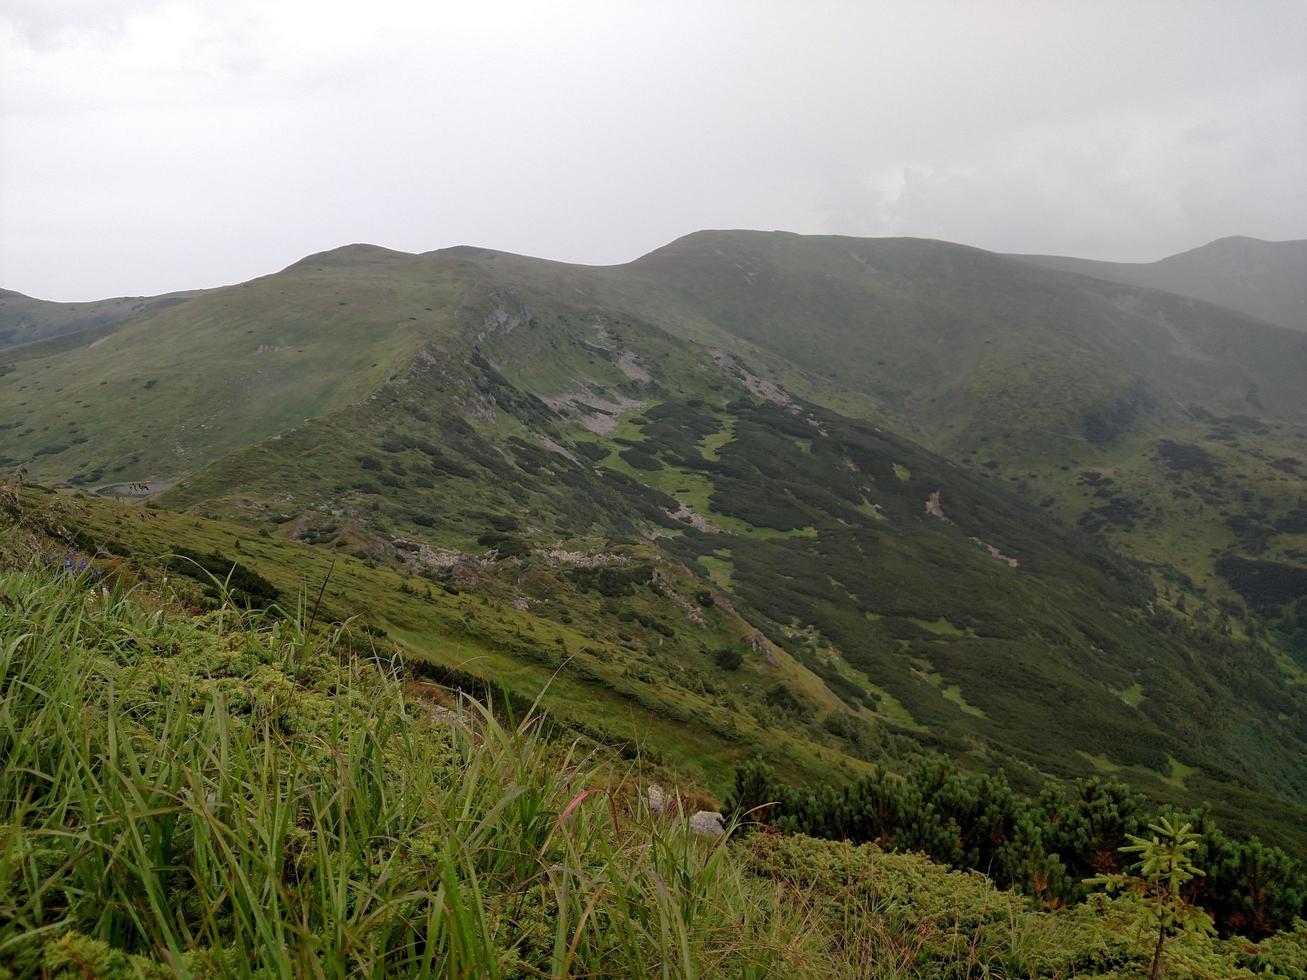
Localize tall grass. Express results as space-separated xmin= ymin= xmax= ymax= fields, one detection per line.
xmin=0 ymin=565 xmax=820 ymax=977
xmin=2 ymin=563 xmax=1301 ymax=978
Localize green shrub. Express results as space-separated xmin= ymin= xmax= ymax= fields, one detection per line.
xmin=477 ymin=532 xmax=530 ymax=559
xmin=619 ymin=446 xmax=663 ymax=471
xmin=163 ymin=547 xmax=280 ymax=607
xmin=714 ymin=647 xmax=743 ymax=671
xmin=567 ymin=563 xmax=654 ymax=597
xmin=726 ymin=756 xmax=1307 ymax=937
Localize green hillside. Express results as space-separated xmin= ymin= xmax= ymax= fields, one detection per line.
xmin=3 ymin=231 xmax=1306 ymax=858
xmin=154 ymin=365 xmax=1307 ymax=849
xmin=0 ymin=247 xmax=446 ymax=483
xmin=595 ymin=232 xmax=1307 ymax=649
xmin=611 ymin=231 xmax=1307 ymax=439
xmin=2 ymin=493 xmax=1306 ymax=976
xmin=23 ymin=485 xmax=900 ymax=790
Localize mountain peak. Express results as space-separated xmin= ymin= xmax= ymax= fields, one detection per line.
xmin=1177 ymin=234 xmax=1277 ymax=257
xmin=282 ymin=243 xmax=414 ymax=272
xmin=1206 ymin=234 xmax=1267 ymax=245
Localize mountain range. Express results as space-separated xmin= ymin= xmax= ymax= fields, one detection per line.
xmin=3 ymin=230 xmax=1305 ymax=852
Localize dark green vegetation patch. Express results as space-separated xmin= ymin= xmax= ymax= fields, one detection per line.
xmin=164 ymin=546 xmax=281 ymax=607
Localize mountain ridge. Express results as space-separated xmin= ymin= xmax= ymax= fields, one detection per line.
xmin=8 ymin=229 xmax=1301 ymax=324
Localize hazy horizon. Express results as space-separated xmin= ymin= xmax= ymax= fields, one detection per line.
xmin=6 ymin=227 xmax=1304 ymax=305
xmin=3 ymin=0 xmax=1305 ymax=301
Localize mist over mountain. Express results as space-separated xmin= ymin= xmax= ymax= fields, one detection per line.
xmin=1013 ymin=236 xmax=1307 ymax=332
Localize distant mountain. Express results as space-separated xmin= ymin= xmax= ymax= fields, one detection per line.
xmin=4 ymin=231 xmax=1307 ymax=848
xmin=614 ymin=231 xmax=1307 ymax=444
xmin=602 ymin=233 xmax=1307 ymax=613
xmin=1012 ymin=236 xmax=1307 ymax=331
xmin=0 ymin=288 xmax=202 ymax=349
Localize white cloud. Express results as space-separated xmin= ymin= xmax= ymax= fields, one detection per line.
xmin=2 ymin=0 xmax=1305 ymax=298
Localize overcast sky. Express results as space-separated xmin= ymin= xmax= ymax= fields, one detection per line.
xmin=2 ymin=0 xmax=1305 ymax=301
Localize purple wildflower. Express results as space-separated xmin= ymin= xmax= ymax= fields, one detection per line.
xmin=43 ymin=549 xmax=102 ymax=584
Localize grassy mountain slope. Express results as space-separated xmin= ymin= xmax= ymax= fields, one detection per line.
xmin=79 ymin=280 xmax=1307 ymax=848
xmin=1014 ymin=236 xmax=1307 ymax=332
xmin=10 ymin=485 xmax=860 ymax=791
xmin=0 ymin=246 xmax=456 ymax=484
xmin=610 ymin=231 xmax=1307 ymax=443
xmin=4 ymin=233 xmax=1307 ymax=852
xmin=591 ymin=232 xmax=1307 ymax=648
xmin=6 ymin=548 xmax=1303 ymax=976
